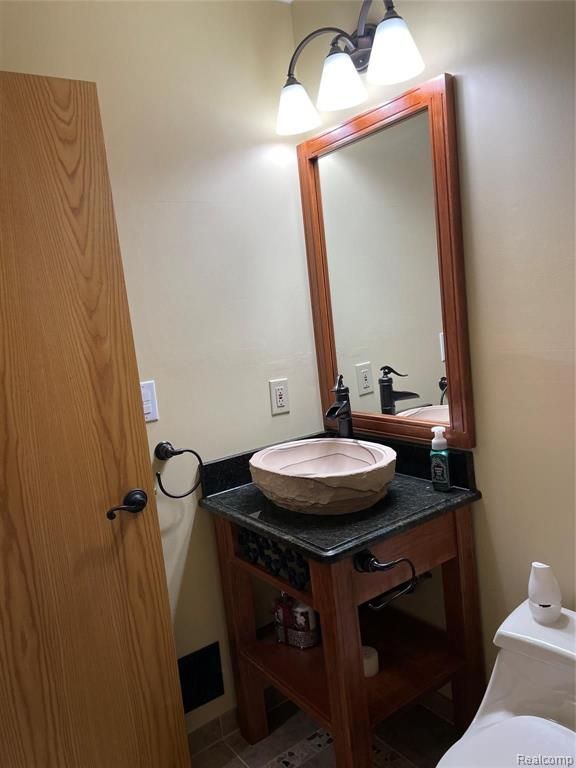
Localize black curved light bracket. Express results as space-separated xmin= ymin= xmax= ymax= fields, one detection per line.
xmin=154 ymin=441 xmax=204 ymax=499
xmin=285 ymin=0 xmax=400 ymax=81
xmin=353 ymin=550 xmax=418 ymax=610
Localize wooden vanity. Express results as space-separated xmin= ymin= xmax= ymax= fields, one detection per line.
xmin=203 ymin=473 xmax=484 ymax=768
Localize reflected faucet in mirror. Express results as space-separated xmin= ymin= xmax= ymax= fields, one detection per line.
xmin=325 ymin=374 xmax=354 ymax=438
xmin=439 ymin=376 xmax=448 ymax=404
xmin=378 ymin=366 xmax=420 ymax=415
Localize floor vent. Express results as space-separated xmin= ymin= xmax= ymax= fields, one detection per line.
xmin=178 ymin=642 xmax=224 ymax=712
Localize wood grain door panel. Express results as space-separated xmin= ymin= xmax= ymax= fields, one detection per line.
xmin=0 ymin=72 xmax=190 ymax=767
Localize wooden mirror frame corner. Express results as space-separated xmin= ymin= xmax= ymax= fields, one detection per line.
xmin=297 ymin=73 xmax=475 ymax=449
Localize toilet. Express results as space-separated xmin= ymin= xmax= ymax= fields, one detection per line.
xmin=438 ymin=599 xmax=576 ymax=767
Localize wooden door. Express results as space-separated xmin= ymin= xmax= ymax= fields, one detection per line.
xmin=0 ymin=72 xmax=190 ymax=767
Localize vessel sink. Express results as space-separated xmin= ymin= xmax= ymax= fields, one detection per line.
xmin=399 ymin=404 xmax=450 ymax=424
xmin=249 ymin=438 xmax=396 ymax=515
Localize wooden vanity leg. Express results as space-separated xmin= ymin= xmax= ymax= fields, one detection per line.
xmin=310 ymin=559 xmax=372 ymax=768
xmin=213 ymin=518 xmax=269 ymax=744
xmin=442 ymin=506 xmax=486 ymax=730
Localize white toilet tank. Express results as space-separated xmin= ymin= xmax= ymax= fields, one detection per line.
xmin=475 ymin=600 xmax=576 ymax=731
xmin=437 ymin=601 xmax=576 ymax=768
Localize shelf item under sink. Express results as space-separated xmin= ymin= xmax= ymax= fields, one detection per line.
xmin=241 ymin=609 xmax=463 ymax=731
xmin=249 ymin=437 xmax=397 ymax=515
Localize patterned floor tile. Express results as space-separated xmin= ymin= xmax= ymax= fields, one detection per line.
xmin=298 ymin=738 xmax=415 ymax=768
xmin=303 ymin=728 xmax=333 ymax=753
xmin=193 ymin=742 xmax=246 ymax=768
xmin=298 ymin=746 xmax=335 ymax=768
xmin=223 ymin=704 xmax=452 ymax=768
xmin=226 ymin=710 xmax=320 ymax=768
xmin=264 ymin=739 xmax=317 ymax=768
xmin=372 ymin=736 xmax=416 ymax=767
xmin=375 ymin=704 xmax=459 ymax=768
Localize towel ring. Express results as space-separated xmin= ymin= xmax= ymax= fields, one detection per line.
xmin=154 ymin=441 xmax=204 ymax=499
xmin=353 ymin=550 xmax=418 ymax=611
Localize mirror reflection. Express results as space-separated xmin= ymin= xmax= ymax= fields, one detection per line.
xmin=318 ymin=110 xmax=449 ymax=425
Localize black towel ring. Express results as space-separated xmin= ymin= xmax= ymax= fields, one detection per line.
xmin=154 ymin=441 xmax=204 ymax=499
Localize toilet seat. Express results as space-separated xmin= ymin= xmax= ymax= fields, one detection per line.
xmin=437 ymin=715 xmax=576 ymax=768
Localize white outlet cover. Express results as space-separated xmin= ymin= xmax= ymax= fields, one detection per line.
xmin=355 ymin=363 xmax=374 ymax=396
xmin=269 ymin=378 xmax=290 ymax=416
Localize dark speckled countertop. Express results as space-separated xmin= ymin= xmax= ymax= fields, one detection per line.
xmin=201 ymin=475 xmax=480 ymax=561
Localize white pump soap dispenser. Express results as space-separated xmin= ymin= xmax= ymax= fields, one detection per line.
xmin=528 ymin=562 xmax=562 ymax=625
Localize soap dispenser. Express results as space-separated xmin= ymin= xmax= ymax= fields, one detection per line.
xmin=430 ymin=426 xmax=451 ymax=491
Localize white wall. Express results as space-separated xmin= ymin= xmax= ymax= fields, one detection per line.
xmin=0 ymin=0 xmax=323 ymax=730
xmin=291 ymin=0 xmax=575 ymax=663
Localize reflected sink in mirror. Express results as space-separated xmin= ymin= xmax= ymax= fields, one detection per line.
xmin=399 ymin=404 xmax=450 ymax=424
xmin=249 ymin=438 xmax=396 ymax=516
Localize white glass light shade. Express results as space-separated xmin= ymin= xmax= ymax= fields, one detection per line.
xmin=317 ymin=51 xmax=367 ymax=112
xmin=367 ymin=16 xmax=424 ymax=85
xmin=276 ymin=81 xmax=320 ymax=136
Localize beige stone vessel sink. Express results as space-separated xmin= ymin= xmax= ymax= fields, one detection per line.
xmin=249 ymin=438 xmax=396 ymax=516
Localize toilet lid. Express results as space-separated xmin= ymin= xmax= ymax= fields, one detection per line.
xmin=438 ymin=716 xmax=576 ymax=768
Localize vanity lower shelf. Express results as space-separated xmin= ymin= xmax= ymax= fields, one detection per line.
xmin=241 ymin=609 xmax=464 ymax=731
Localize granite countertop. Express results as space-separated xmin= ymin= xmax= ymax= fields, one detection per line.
xmin=201 ymin=474 xmax=481 ymax=562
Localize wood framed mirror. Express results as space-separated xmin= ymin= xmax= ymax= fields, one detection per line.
xmin=298 ymin=74 xmax=475 ymax=449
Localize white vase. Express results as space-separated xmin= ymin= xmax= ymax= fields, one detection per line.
xmin=528 ymin=562 xmax=562 ymax=625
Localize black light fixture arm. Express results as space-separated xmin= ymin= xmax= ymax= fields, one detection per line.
xmin=356 ymin=0 xmax=373 ymax=37
xmin=285 ymin=0 xmax=402 ymax=82
xmin=286 ymin=26 xmax=356 ymax=79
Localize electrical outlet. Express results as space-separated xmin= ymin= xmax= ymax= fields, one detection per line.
xmin=269 ymin=378 xmax=290 ymax=416
xmin=355 ymin=363 xmax=374 ymax=396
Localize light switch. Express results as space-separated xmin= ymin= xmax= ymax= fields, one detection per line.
xmin=140 ymin=380 xmax=159 ymax=422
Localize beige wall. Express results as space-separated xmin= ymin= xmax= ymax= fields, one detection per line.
xmin=0 ymin=0 xmax=323 ymax=730
xmin=291 ymin=0 xmax=575 ymax=661
xmin=2 ymin=0 xmax=574 ymax=731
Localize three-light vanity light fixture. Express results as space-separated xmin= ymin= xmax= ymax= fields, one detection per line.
xmin=276 ymin=0 xmax=424 ymax=136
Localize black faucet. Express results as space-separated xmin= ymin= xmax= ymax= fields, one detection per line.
xmin=325 ymin=374 xmax=354 ymax=438
xmin=439 ymin=376 xmax=448 ymax=404
xmin=378 ymin=366 xmax=420 ymax=415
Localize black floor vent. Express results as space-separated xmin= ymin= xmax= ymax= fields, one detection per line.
xmin=178 ymin=642 xmax=224 ymax=713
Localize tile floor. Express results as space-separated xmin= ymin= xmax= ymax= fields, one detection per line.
xmin=190 ymin=703 xmax=460 ymax=768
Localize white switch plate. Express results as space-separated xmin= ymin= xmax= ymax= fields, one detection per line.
xmin=140 ymin=380 xmax=159 ymax=422
xmin=269 ymin=378 xmax=290 ymax=416
xmin=355 ymin=362 xmax=374 ymax=396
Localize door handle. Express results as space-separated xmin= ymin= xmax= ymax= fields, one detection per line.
xmin=106 ymin=489 xmax=148 ymax=520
